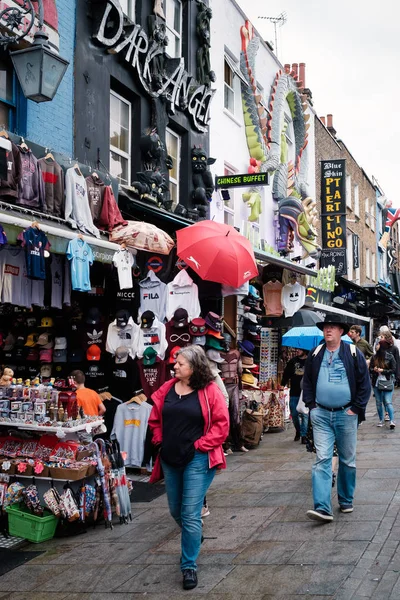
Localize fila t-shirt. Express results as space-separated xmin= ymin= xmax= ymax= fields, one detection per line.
xmin=18 ymin=227 xmax=50 ymax=280
xmin=113 ymin=249 xmax=134 ymax=290
xmin=66 ymin=238 xmax=94 ymax=292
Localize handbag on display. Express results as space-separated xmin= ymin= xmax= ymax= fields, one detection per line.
xmin=265 ymin=392 xmax=285 ymax=431
xmin=296 ymin=392 xmax=309 ymax=415
xmin=376 ymin=374 xmax=394 ymax=392
xmin=241 ymin=409 xmax=263 ymax=448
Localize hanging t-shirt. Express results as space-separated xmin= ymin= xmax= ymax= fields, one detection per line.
xmin=31 ymin=279 xmax=45 ymax=307
xmin=113 ymin=248 xmax=134 ymax=290
xmin=111 ymin=401 xmax=152 ymax=467
xmin=109 ymin=356 xmax=141 ymax=402
xmin=0 ymin=248 xmax=31 ymax=308
xmin=281 ymin=282 xmax=306 ymax=317
xmin=66 ymin=238 xmax=94 ymax=292
xmin=263 ymin=280 xmax=283 ymax=316
xmin=63 ymin=257 xmax=71 ymax=306
xmin=18 ymin=227 xmax=50 ymax=280
xmin=50 ymin=254 xmax=63 ymax=310
xmin=137 ymin=357 xmax=168 ymax=399
xmin=84 ymin=362 xmax=108 ymax=393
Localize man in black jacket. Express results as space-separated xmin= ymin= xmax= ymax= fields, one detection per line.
xmin=303 ymin=315 xmax=371 ymax=523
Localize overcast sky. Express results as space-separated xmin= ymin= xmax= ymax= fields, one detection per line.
xmin=235 ymin=0 xmax=398 ymax=204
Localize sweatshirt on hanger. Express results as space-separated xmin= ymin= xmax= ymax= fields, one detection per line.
xmin=263 ymin=280 xmax=283 ymax=316
xmin=139 ymin=270 xmax=167 ymax=322
xmin=16 ymin=148 xmax=45 ymax=210
xmin=281 ymin=282 xmax=306 ymax=317
xmin=64 ymin=168 xmax=100 ymax=237
xmin=97 ymin=186 xmax=127 ymax=232
xmin=38 ymin=157 xmax=65 ymax=217
xmin=111 ymin=401 xmax=152 ymax=468
xmin=0 ymin=141 xmax=22 ymax=200
xmin=165 ymin=321 xmax=191 ymax=357
xmin=166 ymin=270 xmax=201 ymax=321
xmin=106 ymin=317 xmax=139 ymax=358
xmin=86 ymin=175 xmax=105 ymax=223
xmin=137 ymin=356 xmax=169 ymax=399
xmin=136 ymin=317 xmax=168 ymax=359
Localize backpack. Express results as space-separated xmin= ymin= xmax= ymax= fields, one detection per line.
xmin=312 ymin=343 xmax=357 ymax=370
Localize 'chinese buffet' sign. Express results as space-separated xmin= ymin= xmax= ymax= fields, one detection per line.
xmin=94 ymin=0 xmax=215 ymax=133
xmin=320 ymin=160 xmax=347 ymax=275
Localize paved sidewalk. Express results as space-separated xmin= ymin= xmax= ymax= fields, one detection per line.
xmin=1 ymin=394 xmax=400 ymax=599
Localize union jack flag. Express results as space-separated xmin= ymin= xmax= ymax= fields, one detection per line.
xmin=386 ymin=208 xmax=400 ymax=229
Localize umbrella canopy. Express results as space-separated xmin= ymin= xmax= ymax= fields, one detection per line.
xmin=291 ymin=310 xmax=321 ymax=327
xmin=176 ymin=220 xmax=258 ymax=287
xmin=281 ymin=326 xmax=353 ymax=351
xmin=110 ymin=221 xmax=174 ymax=255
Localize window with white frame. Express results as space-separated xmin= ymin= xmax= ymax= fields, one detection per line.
xmin=165 ymin=0 xmax=182 ymax=59
xmin=110 ymin=91 xmax=131 ymax=185
xmin=119 ymin=0 xmax=135 ymax=19
xmin=224 ymin=59 xmax=235 ymax=113
xmin=366 ymin=248 xmax=371 ymax=279
xmin=346 ymin=175 xmax=352 ymax=209
xmin=370 ymin=202 xmax=375 ymax=232
xmin=354 ymin=184 xmax=359 ymax=216
xmin=365 ymin=198 xmax=369 ymax=227
xmin=223 ymin=164 xmax=236 ymax=226
xmin=371 ymin=252 xmax=376 ymax=282
xmin=166 ymin=128 xmax=180 ymax=208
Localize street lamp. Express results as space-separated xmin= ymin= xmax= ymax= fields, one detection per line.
xmin=0 ymin=0 xmax=69 ymax=103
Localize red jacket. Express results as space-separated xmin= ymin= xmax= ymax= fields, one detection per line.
xmin=97 ymin=186 xmax=127 ymax=232
xmin=149 ymin=378 xmax=229 ymax=482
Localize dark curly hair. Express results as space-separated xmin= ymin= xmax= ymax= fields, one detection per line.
xmin=176 ymin=345 xmax=215 ymax=390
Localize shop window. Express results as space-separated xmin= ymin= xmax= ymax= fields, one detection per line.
xmin=223 ymin=164 xmax=236 ymax=226
xmin=224 ymin=59 xmax=234 ymax=113
xmin=366 ymin=248 xmax=371 ymax=279
xmin=372 ymin=252 xmax=376 ymax=282
xmin=365 ymin=198 xmax=369 ymax=227
xmin=166 ymin=128 xmax=180 ymax=208
xmin=346 ymin=175 xmax=352 ymax=209
xmin=109 ymin=90 xmax=131 ymax=185
xmin=0 ymin=55 xmax=27 ymax=134
xmin=370 ymin=202 xmax=375 ymax=232
xmin=119 ymin=0 xmax=135 ymax=19
xmin=165 ymin=0 xmax=182 ymax=58
xmin=354 ymin=184 xmax=359 ymax=216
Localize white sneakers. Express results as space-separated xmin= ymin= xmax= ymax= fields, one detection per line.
xmin=377 ymin=422 xmax=383 ymax=427
xmin=390 ymin=421 xmax=396 ymax=430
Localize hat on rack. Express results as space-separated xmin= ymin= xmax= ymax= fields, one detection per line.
xmin=242 ymin=355 xmax=257 ymax=369
xmin=143 ymin=347 xmax=158 ymax=366
xmin=168 ymin=346 xmax=181 ymax=364
xmin=40 ymin=349 xmax=53 ymax=363
xmin=53 ymin=349 xmax=67 ymax=363
xmin=3 ymin=334 xmax=16 ymax=351
xmin=15 ymin=335 xmax=26 ymax=348
xmin=25 ymin=333 xmax=38 ymax=347
xmin=221 ymin=332 xmax=232 ymax=352
xmin=316 ymin=314 xmax=350 ymax=335
xmin=206 ymin=328 xmax=224 ymax=340
xmin=205 ymin=336 xmax=224 ymax=351
xmin=40 ymin=364 xmax=52 ymax=378
xmin=115 ymin=346 xmax=129 ymax=364
xmin=85 ymin=307 xmax=102 ymax=325
xmin=141 ymin=310 xmax=155 ymax=329
xmin=37 ymin=333 xmax=54 ymax=348
xmin=87 ymin=345 xmax=101 ymax=361
xmin=25 ymin=316 xmax=37 ymax=328
xmin=238 ymin=340 xmax=255 ymax=356
xmin=241 ymin=372 xmax=260 ymax=389
xmin=243 ymin=312 xmax=258 ymax=324
xmin=173 ymin=308 xmax=189 ymax=328
xmin=68 ymin=349 xmax=85 ymax=363
xmin=206 ymin=349 xmax=224 ymax=364
xmin=189 ymin=317 xmax=206 ymax=337
xmin=249 ymin=284 xmax=261 ymax=300
xmin=39 ymin=317 xmax=54 ymax=328
xmin=54 ymin=337 xmax=67 ymax=350
xmin=116 ymin=309 xmax=130 ymax=328
xmin=251 ymin=364 xmax=260 ymax=374
xmin=26 ymin=347 xmax=39 ymax=361
xmin=205 ymin=311 xmax=222 ymax=332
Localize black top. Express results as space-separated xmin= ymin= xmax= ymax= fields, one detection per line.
xmin=161 ymin=386 xmax=204 ymax=468
xmin=281 ymin=356 xmax=307 ymax=397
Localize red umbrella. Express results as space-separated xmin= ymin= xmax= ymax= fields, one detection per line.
xmin=176 ymin=220 xmax=258 ymax=287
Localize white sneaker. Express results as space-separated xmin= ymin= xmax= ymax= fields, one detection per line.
xmin=201 ymin=505 xmax=210 ymax=518
xmin=385 ymin=413 xmax=390 ymax=421
xmin=377 ymin=421 xmax=384 ymax=427
xmin=239 ymin=446 xmax=249 ymax=453
xmin=390 ymin=421 xmax=396 ymax=430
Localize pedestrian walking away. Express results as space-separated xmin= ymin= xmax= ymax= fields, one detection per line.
xmin=348 ymin=325 xmax=374 ymax=362
xmin=302 ymin=314 xmax=371 ymax=523
xmin=281 ymin=348 xmax=309 ymax=443
xmin=148 ymin=345 xmax=229 ymax=591
xmin=370 ymin=340 xmax=396 ymax=429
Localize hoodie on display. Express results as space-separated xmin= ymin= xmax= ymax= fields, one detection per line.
xmin=97 ymin=186 xmax=127 ymax=232
xmin=137 ymin=356 xmax=169 ymax=399
xmin=16 ymin=147 xmax=45 ymax=210
xmin=263 ymin=280 xmax=283 ymax=316
xmin=38 ymin=157 xmax=65 ymax=217
xmin=166 ymin=270 xmax=201 ymax=321
xmin=106 ymin=317 xmax=139 ymax=358
xmin=281 ymin=282 xmax=306 ymax=317
xmin=64 ymin=167 xmax=100 ymax=237
xmin=139 ymin=270 xmax=167 ymax=322
xmin=86 ymin=175 xmax=105 ymax=223
xmin=136 ymin=317 xmax=168 ymax=359
xmin=0 ymin=141 xmax=22 ymax=199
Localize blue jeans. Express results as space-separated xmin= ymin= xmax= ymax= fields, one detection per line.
xmin=290 ymin=396 xmax=309 ymax=437
xmin=374 ymin=386 xmax=394 ymax=421
xmin=310 ymin=406 xmax=358 ymax=513
xmin=161 ymin=451 xmax=216 ymax=571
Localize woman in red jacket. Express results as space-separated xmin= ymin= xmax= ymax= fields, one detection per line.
xmin=149 ymin=344 xmax=229 ymax=591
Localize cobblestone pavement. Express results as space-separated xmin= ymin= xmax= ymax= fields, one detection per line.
xmin=1 ymin=393 xmax=400 ymax=599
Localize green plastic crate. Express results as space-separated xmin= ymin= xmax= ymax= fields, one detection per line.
xmin=6 ymin=504 xmax=58 ymax=543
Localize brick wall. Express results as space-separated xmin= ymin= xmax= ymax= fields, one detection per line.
xmin=25 ymin=0 xmax=75 ymax=157
xmin=315 ymin=116 xmax=377 ymax=286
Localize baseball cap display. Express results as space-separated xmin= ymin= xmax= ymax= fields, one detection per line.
xmin=116 ymin=309 xmax=130 ymax=328
xmin=25 ymin=333 xmax=38 ymax=347
xmin=249 ymin=284 xmax=261 ymax=299
xmin=87 ymin=345 xmax=101 ymax=361
xmin=40 ymin=349 xmax=53 ymax=363
xmin=3 ymin=334 xmax=16 ymax=351
xmin=25 ymin=316 xmax=37 ymax=328
xmin=54 ymin=337 xmax=67 ymax=350
xmin=238 ymin=340 xmax=255 ymax=356
xmin=15 ymin=335 xmax=26 ymax=348
xmin=37 ymin=333 xmax=54 ymax=348
xmin=143 ymin=347 xmax=158 ymax=366
xmin=39 ymin=317 xmax=54 ymax=328
xmin=86 ymin=307 xmax=102 ymax=325
xmin=14 ymin=348 xmax=25 ymax=361
xmin=244 ymin=312 xmax=258 ymax=324
xmin=205 ymin=311 xmax=222 ymax=332
xmin=68 ymin=349 xmax=85 ymax=362
xmin=26 ymin=348 xmax=39 ymax=361
xmin=168 ymin=346 xmax=181 ymax=364
xmin=115 ymin=346 xmax=129 ymax=364
xmin=141 ymin=310 xmax=155 ymax=329
xmin=206 ymin=336 xmax=224 ymax=351
xmin=53 ymin=349 xmax=67 ymax=363
xmin=206 ymin=349 xmax=224 ymax=364
xmin=173 ymin=308 xmax=189 ymax=328
xmin=206 ymin=328 xmax=224 ymax=340
xmin=189 ymin=317 xmax=206 ymax=336
xmin=40 ymin=364 xmax=52 ymax=378
xmin=192 ymin=335 xmax=206 ymax=346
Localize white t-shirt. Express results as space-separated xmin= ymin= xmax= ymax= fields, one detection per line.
xmin=31 ymin=280 xmax=45 ymax=307
xmin=51 ymin=254 xmax=63 ymax=309
xmin=0 ymin=248 xmax=31 ymax=308
xmin=113 ymin=249 xmax=134 ymax=290
xmin=281 ymin=282 xmax=306 ymax=317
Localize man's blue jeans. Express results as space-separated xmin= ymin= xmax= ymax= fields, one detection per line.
xmin=310 ymin=406 xmax=358 ymax=514
xmin=290 ymin=396 xmax=309 ymax=437
xmin=161 ymin=451 xmax=216 ymax=571
xmin=374 ymin=386 xmax=394 ymax=421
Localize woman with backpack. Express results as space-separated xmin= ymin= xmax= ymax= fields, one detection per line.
xmin=370 ymin=339 xmax=397 ymax=429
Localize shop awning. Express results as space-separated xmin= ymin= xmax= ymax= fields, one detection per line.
xmin=313 ymin=302 xmax=371 ymax=324
xmin=0 ymin=207 xmax=120 ymax=264
xmin=254 ymin=249 xmax=317 ymax=278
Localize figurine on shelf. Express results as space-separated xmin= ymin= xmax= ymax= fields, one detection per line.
xmin=0 ymin=368 xmax=14 ymax=387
